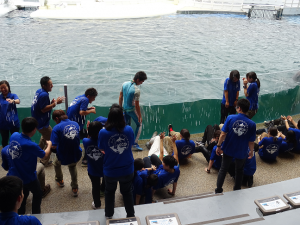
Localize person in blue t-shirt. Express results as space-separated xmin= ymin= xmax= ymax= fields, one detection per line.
xmin=67 ymin=87 xmax=97 ymax=166
xmin=94 ymin=116 xmax=107 ymax=126
xmin=215 ymin=99 xmax=256 ymax=193
xmin=205 ymin=145 xmax=223 ymax=173
xmin=257 ymin=127 xmax=283 ymax=161
xmin=31 ymin=76 xmax=64 ymax=167
xmin=220 ymin=70 xmax=240 ymax=124
xmin=279 ymin=130 xmax=297 ymax=153
xmin=98 ymin=104 xmax=135 ymax=219
xmin=119 ymin=71 xmax=147 ymax=151
xmin=8 ymin=117 xmax=52 ymax=214
xmin=0 ymin=176 xmax=42 ymax=225
xmin=83 ymin=121 xmax=105 ymax=210
xmin=243 ymin=72 xmax=260 ymax=119
xmin=144 ymin=132 xmax=180 ymax=198
xmin=0 ymin=80 xmax=20 ymax=148
xmin=50 ymin=110 xmax=82 ymax=197
xmin=280 ymin=115 xmax=300 ymax=152
xmin=1 ymin=146 xmax=51 ymax=199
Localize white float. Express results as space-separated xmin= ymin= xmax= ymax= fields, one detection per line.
xmin=0 ymin=0 xmax=17 ymax=17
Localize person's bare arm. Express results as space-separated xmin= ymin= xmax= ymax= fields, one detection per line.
xmin=136 ymin=194 xmax=141 ymax=205
xmin=248 ymin=142 xmax=254 ymax=159
xmin=79 ymin=107 xmax=96 ymax=116
xmin=205 ymin=160 xmax=214 ymax=173
xmin=171 ymin=135 xmax=179 ymax=163
xmin=6 ymin=99 xmax=20 ymax=104
xmin=278 ymin=132 xmax=286 ymax=139
xmin=216 ymin=131 xmax=227 ymax=156
xmin=41 ymin=140 xmax=52 ymax=160
xmin=135 ymin=101 xmax=142 ymax=123
xmin=168 ymin=182 xmax=177 ymax=195
xmin=119 ymin=91 xmax=123 ymax=108
xmin=287 ymin=115 xmax=298 ymax=129
xmin=281 ymin=116 xmax=290 ymax=130
xmin=159 ymin=132 xmax=165 ymax=162
xmin=41 ymin=97 xmax=64 ymax=113
xmin=224 ymin=90 xmax=229 ymax=108
xmin=234 ymin=91 xmax=239 ymax=107
xmin=243 ymin=78 xmax=248 ymax=97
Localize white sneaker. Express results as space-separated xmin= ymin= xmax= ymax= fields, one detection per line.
xmin=92 ymin=201 xmax=100 ymax=210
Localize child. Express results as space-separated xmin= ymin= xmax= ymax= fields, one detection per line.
xmin=83 ymin=121 xmax=104 ymax=209
xmin=0 ymin=176 xmax=42 ymax=225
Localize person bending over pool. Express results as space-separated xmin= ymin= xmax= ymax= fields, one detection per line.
xmin=0 ymin=80 xmax=20 ymax=148
xmin=31 ymin=76 xmax=64 ymax=167
xmin=0 ymin=176 xmax=42 ymax=225
xmin=51 ymin=110 xmax=82 ymax=197
xmin=67 ymin=87 xmax=97 ymax=166
xmin=119 ymin=71 xmax=147 ymax=151
xmin=220 ymin=70 xmax=240 ymax=124
xmin=243 ymin=72 xmax=260 ymax=119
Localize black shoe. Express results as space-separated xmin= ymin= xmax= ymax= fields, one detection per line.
xmin=248 ymin=176 xmax=254 ymax=188
xmin=264 ymin=120 xmax=274 ymax=128
xmin=168 ymin=124 xmax=173 ymax=137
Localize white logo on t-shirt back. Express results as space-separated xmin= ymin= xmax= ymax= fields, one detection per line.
xmin=86 ymin=145 xmax=102 ymax=161
xmin=9 ymin=141 xmax=22 ymax=159
xmin=63 ymin=125 xmax=78 ymax=139
xmin=70 ymin=97 xmax=85 ymax=107
xmin=232 ymin=120 xmax=248 ymax=136
xmin=181 ymin=145 xmax=192 ymax=155
xmin=266 ymin=144 xmax=279 ymax=154
xmin=108 ymin=134 xmax=129 ymax=154
xmin=31 ymin=94 xmax=38 ymax=107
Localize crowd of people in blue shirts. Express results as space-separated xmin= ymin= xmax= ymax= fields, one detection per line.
xmin=1 ymin=69 xmax=300 ymax=225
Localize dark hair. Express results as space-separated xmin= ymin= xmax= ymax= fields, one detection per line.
xmin=286 ymin=130 xmax=297 ymax=148
xmin=133 ymin=71 xmax=147 ymax=82
xmin=268 ymin=127 xmax=278 ymax=142
xmin=146 ymin=174 xmax=158 ymax=188
xmin=134 ymin=158 xmax=144 ymax=172
xmin=163 ymin=155 xmax=178 ymax=169
xmin=213 ymin=130 xmax=221 ymax=139
xmin=246 ymin=72 xmax=260 ymax=89
xmin=85 ymin=88 xmax=98 ymax=97
xmin=229 ymin=70 xmax=240 ymax=81
xmin=0 ymin=80 xmax=11 ymax=93
xmin=21 ymin=117 xmax=38 ymax=133
xmin=180 ymin=129 xmax=190 ymax=141
xmin=236 ymin=99 xmax=250 ymax=113
xmin=52 ymin=110 xmax=68 ymax=121
xmin=0 ymin=176 xmax=23 ymax=212
xmin=40 ymin=76 xmax=51 ymax=88
xmin=105 ymin=104 xmax=125 ymax=132
xmin=88 ymin=121 xmax=103 ymax=140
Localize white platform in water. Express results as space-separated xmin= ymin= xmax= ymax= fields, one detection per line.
xmin=0 ymin=4 xmax=17 ymax=17
xmin=30 ymin=1 xmax=182 ymax=19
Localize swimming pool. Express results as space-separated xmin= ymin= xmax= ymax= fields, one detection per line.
xmin=1 ymin=10 xmax=300 ymax=139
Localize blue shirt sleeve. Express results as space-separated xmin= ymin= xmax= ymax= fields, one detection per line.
xmin=222 ymin=116 xmax=231 ymax=133
xmin=50 ymin=127 xmax=59 ymax=147
xmin=32 ymin=143 xmax=46 ymax=159
xmin=1 ymin=149 xmax=9 ymax=171
xmin=258 ymin=138 xmax=265 ymax=146
xmin=80 ymin=98 xmax=89 ymax=111
xmin=98 ymin=129 xmax=104 ymax=150
xmin=38 ymin=93 xmax=49 ymax=111
xmin=210 ymin=146 xmax=218 ymax=161
xmin=135 ymin=177 xmax=143 ymax=195
xmin=247 ymin=83 xmax=254 ymax=96
xmin=224 ymin=79 xmax=229 ymax=91
xmin=174 ymin=167 xmax=180 ymax=183
xmin=12 ymin=93 xmax=19 ymax=100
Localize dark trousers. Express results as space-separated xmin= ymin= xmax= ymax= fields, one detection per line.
xmin=104 ymin=173 xmax=135 ymax=218
xmin=220 ymin=104 xmax=236 ymax=124
xmin=88 ymin=174 xmax=105 ymax=208
xmin=143 ymin=155 xmax=162 ymax=168
xmin=195 ymin=146 xmax=211 ymax=163
xmin=215 ymin=154 xmax=246 ymax=193
xmin=18 ymin=178 xmax=42 ymax=215
xmin=0 ymin=127 xmax=19 ymax=147
xmin=80 ymin=129 xmax=88 ymax=161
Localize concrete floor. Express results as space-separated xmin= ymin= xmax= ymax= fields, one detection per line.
xmin=1 ymin=115 xmax=300 ymax=214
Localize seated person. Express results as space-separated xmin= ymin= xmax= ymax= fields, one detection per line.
xmin=204 ymin=144 xmax=223 ymax=173
xmin=1 ymin=146 xmax=51 ymax=198
xmin=281 ymin=115 xmax=300 ymax=151
xmin=196 ymin=130 xmax=221 ymax=163
xmin=197 ymin=124 xmax=221 ymax=147
xmin=243 ymin=149 xmax=256 ymax=188
xmin=257 ymin=127 xmax=283 ymax=161
xmin=279 ymin=130 xmax=297 ymax=153
xmin=0 ymin=176 xmax=42 ymax=225
xmin=143 ymin=132 xmax=180 ymax=197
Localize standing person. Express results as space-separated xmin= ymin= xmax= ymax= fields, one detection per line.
xmin=220 ymin=70 xmax=240 ymax=124
xmin=0 ymin=176 xmax=42 ymax=225
xmin=67 ymin=88 xmax=97 ymax=166
xmin=119 ymin=71 xmax=147 ymax=151
xmin=31 ymin=76 xmax=64 ymax=167
xmin=83 ymin=121 xmax=105 ymax=209
xmin=7 ymin=117 xmax=52 ymax=214
xmin=243 ymin=72 xmax=260 ymax=119
xmin=50 ymin=110 xmax=82 ymax=197
xmin=0 ymin=80 xmax=20 ymax=148
xmin=215 ymin=99 xmax=256 ymax=193
xmin=98 ymin=104 xmax=135 ymax=219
